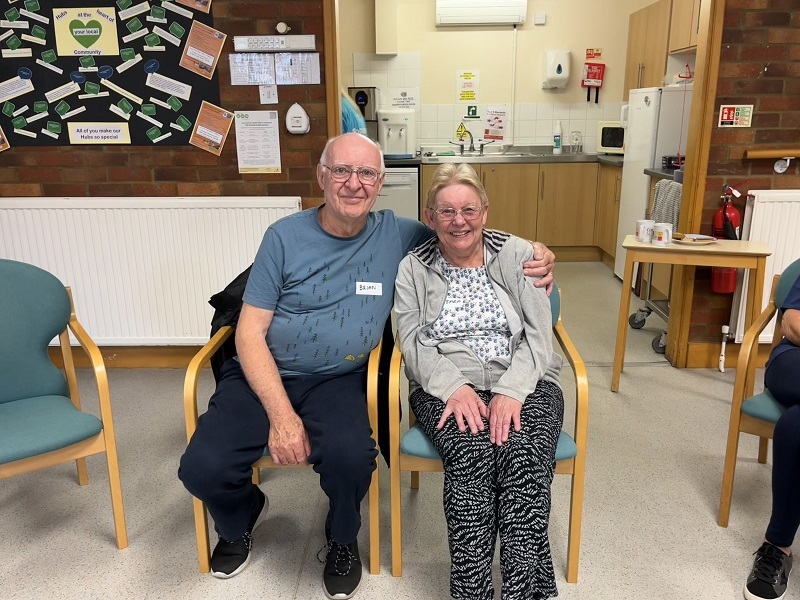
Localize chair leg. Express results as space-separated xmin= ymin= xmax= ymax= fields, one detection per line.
xmin=368 ymin=464 xmax=380 ymax=574
xmin=104 ymin=447 xmax=128 ymax=549
xmin=410 ymin=471 xmax=419 ymax=490
xmin=390 ymin=461 xmax=403 ymax=577
xmin=758 ymin=437 xmax=769 ymax=464
xmin=565 ymin=466 xmax=585 ymax=583
xmin=252 ymin=467 xmax=262 ymax=485
xmin=718 ymin=426 xmax=742 ymax=528
xmin=193 ymin=496 xmax=211 ymax=573
xmin=76 ymin=457 xmax=89 ymax=486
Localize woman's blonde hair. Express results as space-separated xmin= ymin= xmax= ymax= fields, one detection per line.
xmin=425 ymin=163 xmax=489 ymax=210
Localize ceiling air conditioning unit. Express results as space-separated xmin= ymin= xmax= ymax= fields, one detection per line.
xmin=435 ymin=0 xmax=528 ymax=26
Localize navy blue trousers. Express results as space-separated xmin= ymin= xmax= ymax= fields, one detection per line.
xmin=764 ymin=347 xmax=800 ymax=548
xmin=179 ymin=359 xmax=377 ymax=544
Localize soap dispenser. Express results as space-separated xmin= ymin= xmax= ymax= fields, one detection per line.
xmin=552 ymin=120 xmax=562 ymax=155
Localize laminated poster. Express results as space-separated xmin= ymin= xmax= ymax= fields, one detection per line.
xmin=179 ymin=20 xmax=224 ymax=80
xmin=189 ymin=99 xmax=231 ymax=155
xmin=175 ymin=0 xmax=210 ymax=15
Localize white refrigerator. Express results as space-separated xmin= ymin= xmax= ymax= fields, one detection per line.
xmin=613 ymin=84 xmax=694 ymax=278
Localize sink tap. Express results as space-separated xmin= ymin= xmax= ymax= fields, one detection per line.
xmin=479 ymin=140 xmax=496 ymax=155
xmin=448 ymin=140 xmax=465 ymax=156
xmin=459 ymin=128 xmax=475 ymax=152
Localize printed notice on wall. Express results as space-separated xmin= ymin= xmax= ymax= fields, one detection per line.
xmin=189 ymin=100 xmax=232 ymax=155
xmin=234 ymin=110 xmax=281 ymax=173
xmin=67 ymin=121 xmax=131 ymax=144
xmin=385 ymin=87 xmax=418 ymax=110
xmin=718 ymin=104 xmax=753 ymax=128
xmin=456 ymin=70 xmax=479 ymax=104
xmin=179 ymin=20 xmax=225 ymax=80
xmin=483 ymin=105 xmax=507 ymax=141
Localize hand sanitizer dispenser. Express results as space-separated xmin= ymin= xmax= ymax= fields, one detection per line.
xmin=542 ymin=50 xmax=571 ymax=90
xmin=377 ymin=108 xmax=416 ymax=159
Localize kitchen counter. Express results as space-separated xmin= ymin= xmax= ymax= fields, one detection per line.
xmin=644 ymin=167 xmax=675 ymax=179
xmin=597 ymin=155 xmax=624 ymax=167
xmin=421 ymin=152 xmax=599 ymax=165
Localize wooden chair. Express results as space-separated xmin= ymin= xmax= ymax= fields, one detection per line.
xmin=183 ymin=326 xmax=382 ymax=574
xmin=388 ymin=282 xmax=589 ymax=582
xmin=0 ymin=259 xmax=127 ymax=549
xmin=718 ymin=258 xmax=800 ymax=527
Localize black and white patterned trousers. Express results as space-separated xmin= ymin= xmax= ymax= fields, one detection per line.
xmin=410 ymin=380 xmax=564 ymax=600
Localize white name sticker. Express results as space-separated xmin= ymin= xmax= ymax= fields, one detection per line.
xmin=356 ymin=282 xmax=382 ymax=296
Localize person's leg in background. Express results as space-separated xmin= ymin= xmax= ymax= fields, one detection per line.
xmin=744 ymin=348 xmax=800 ymax=600
xmin=179 ymin=358 xmax=271 ymax=578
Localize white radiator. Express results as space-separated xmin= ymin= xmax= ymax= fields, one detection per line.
xmin=730 ymin=189 xmax=800 ymax=343
xmin=0 ymin=197 xmax=302 ymax=345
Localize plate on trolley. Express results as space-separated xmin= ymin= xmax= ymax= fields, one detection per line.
xmin=673 ymin=234 xmax=718 ymax=246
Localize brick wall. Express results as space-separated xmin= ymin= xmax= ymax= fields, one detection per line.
xmin=0 ymin=0 xmax=328 ymax=208
xmin=692 ymin=0 xmax=800 ymax=341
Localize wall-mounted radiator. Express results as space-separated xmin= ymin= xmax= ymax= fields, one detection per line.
xmin=730 ymin=189 xmax=800 ymax=343
xmin=0 ymin=197 xmax=302 ymax=345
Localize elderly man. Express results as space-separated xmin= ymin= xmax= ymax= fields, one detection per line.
xmin=179 ymin=132 xmax=555 ymax=600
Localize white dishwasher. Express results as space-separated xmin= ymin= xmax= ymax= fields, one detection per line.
xmin=375 ymin=167 xmax=420 ymax=221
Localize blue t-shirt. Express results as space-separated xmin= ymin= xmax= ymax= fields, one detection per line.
xmin=767 ymin=272 xmax=800 ymax=366
xmin=243 ymin=208 xmax=431 ymax=377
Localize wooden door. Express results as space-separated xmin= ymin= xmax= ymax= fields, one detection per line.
xmin=594 ymin=165 xmax=622 ymax=257
xmin=623 ymin=8 xmax=649 ymax=100
xmin=642 ymin=0 xmax=672 ymax=89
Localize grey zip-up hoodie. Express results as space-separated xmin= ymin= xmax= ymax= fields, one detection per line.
xmin=394 ymin=229 xmax=562 ymax=404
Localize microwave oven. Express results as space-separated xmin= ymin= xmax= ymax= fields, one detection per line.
xmin=597 ymin=121 xmax=625 ymax=154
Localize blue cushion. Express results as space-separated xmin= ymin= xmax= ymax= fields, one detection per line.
xmin=550 ymin=282 xmax=561 ymax=327
xmin=0 ymin=396 xmax=103 ymax=465
xmin=742 ymin=391 xmax=785 ymax=424
xmin=399 ymin=424 xmax=577 ymax=462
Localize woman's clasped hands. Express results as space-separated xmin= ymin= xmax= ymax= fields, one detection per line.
xmin=437 ymin=385 xmax=522 ymax=446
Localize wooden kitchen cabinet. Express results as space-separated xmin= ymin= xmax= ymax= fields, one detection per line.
xmin=481 ymin=164 xmax=539 ymax=242
xmin=594 ymin=164 xmax=622 ymax=258
xmin=421 ymin=164 xmax=540 ymax=242
xmin=537 ymin=163 xmax=598 ymax=246
xmin=669 ymin=0 xmax=700 ymax=53
xmin=623 ymin=0 xmax=672 ymax=100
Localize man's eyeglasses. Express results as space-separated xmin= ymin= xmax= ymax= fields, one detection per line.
xmin=322 ymin=164 xmax=382 ymax=184
xmin=432 ymin=206 xmax=484 ymax=221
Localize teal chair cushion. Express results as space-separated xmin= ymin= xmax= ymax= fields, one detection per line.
xmin=0 ymin=395 xmax=103 ymax=465
xmin=400 ymin=424 xmax=577 ymax=462
xmin=742 ymin=391 xmax=786 ymax=424
xmin=550 ymin=282 xmax=561 ymax=328
xmin=0 ymin=259 xmax=71 ymax=404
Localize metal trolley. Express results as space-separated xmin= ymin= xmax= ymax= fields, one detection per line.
xmin=628 ymin=178 xmax=683 ymax=354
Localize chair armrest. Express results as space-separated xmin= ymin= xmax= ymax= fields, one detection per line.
xmin=183 ymin=325 xmax=234 ymax=442
xmin=732 ymin=297 xmax=778 ymax=411
xmin=388 ymin=341 xmax=404 ymax=470
xmin=553 ymin=320 xmax=589 ymax=452
xmin=366 ymin=338 xmax=383 ymax=445
xmin=67 ymin=313 xmax=115 ymax=428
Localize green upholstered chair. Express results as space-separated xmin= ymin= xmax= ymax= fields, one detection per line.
xmin=388 ymin=282 xmax=589 ymax=583
xmin=718 ymin=257 xmax=800 ymax=527
xmin=183 ymin=328 xmax=383 ymax=574
xmin=0 ymin=259 xmax=127 ymax=549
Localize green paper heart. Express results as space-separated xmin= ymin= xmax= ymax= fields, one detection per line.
xmin=69 ymin=19 xmax=102 ymax=48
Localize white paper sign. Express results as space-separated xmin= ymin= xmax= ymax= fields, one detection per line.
xmin=234 ymin=110 xmax=281 ymax=174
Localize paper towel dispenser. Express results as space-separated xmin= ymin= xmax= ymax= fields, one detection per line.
xmin=542 ymin=50 xmax=571 ymax=90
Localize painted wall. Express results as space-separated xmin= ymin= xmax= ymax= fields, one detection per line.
xmin=339 ymin=0 xmax=660 ymax=150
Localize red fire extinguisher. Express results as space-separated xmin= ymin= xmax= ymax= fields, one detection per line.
xmin=711 ymin=185 xmax=742 ymax=293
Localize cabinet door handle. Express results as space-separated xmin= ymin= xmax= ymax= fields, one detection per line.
xmin=614 ymin=175 xmax=620 ymax=204
xmin=540 ymin=171 xmax=545 ymax=200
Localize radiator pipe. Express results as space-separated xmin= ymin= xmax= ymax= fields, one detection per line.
xmin=719 ymin=325 xmax=730 ymax=373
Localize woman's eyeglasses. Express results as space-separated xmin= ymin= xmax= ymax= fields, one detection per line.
xmin=432 ymin=206 xmax=484 ymax=221
xmin=322 ymin=164 xmax=382 ymax=184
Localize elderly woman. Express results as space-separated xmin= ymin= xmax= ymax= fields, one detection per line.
xmin=394 ymin=163 xmax=564 ymax=600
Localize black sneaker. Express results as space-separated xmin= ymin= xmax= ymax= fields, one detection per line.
xmin=319 ymin=540 xmax=362 ymax=599
xmin=210 ymin=487 xmax=269 ymax=579
xmin=745 ymin=542 xmax=793 ymax=600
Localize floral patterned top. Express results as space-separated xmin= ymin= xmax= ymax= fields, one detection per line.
xmin=427 ymin=252 xmax=512 ymax=364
